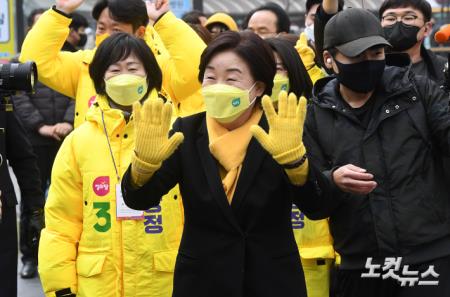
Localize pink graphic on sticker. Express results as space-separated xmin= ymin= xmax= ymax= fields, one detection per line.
xmin=93 ymin=176 xmax=110 ymax=196
xmin=88 ymin=96 xmax=96 ymax=107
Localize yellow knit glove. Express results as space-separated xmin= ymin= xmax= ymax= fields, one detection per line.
xmin=131 ymin=98 xmax=184 ymax=187
xmin=251 ymin=91 xmax=309 ymax=185
xmin=295 ymin=33 xmax=316 ymax=70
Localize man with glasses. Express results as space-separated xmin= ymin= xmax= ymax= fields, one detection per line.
xmin=380 ymin=0 xmax=447 ymax=85
xmin=315 ymin=0 xmax=446 ymax=85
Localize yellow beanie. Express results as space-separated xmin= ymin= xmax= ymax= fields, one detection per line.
xmin=205 ymin=12 xmax=238 ymax=32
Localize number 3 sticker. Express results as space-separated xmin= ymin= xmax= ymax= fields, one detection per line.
xmin=93 ymin=202 xmax=111 ymax=232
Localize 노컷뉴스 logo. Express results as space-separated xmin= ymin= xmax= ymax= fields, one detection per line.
xmin=361 ymin=257 xmax=440 ymax=286
xmin=93 ymin=176 xmax=110 ymax=196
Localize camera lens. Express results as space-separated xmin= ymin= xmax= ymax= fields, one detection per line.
xmin=0 ymin=61 xmax=37 ymax=93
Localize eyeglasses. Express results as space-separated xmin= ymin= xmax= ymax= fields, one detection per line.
xmin=381 ymin=14 xmax=423 ymax=26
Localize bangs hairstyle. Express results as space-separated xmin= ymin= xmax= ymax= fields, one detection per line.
xmin=379 ymin=0 xmax=431 ymax=22
xmin=89 ymin=33 xmax=162 ymax=98
xmin=266 ymin=38 xmax=313 ymax=99
xmin=198 ymin=31 xmax=276 ymax=97
xmin=92 ymin=0 xmax=149 ymax=31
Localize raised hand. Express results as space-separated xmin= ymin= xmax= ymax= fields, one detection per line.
xmin=251 ymin=91 xmax=307 ymax=166
xmin=295 ymin=32 xmax=316 ymax=70
xmin=133 ymin=98 xmax=184 ymax=166
xmin=145 ymin=0 xmax=170 ymax=23
xmin=55 ymin=0 xmax=85 ymax=14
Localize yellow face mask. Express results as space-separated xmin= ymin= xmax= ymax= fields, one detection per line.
xmin=104 ymin=74 xmax=148 ymax=106
xmin=271 ymin=74 xmax=290 ymax=102
xmin=202 ymin=83 xmax=257 ymax=124
xmin=95 ymin=33 xmax=110 ymax=48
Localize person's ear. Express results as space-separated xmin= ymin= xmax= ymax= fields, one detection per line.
xmin=422 ymin=21 xmax=433 ymax=38
xmin=323 ymin=51 xmax=334 ymax=70
xmin=135 ymin=26 xmax=147 ymax=39
xmin=254 ymin=81 xmax=266 ymax=98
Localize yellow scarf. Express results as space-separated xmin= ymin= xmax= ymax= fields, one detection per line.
xmin=207 ymin=108 xmax=263 ymax=204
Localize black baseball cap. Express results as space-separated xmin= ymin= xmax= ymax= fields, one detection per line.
xmin=324 ymin=8 xmax=391 ymax=57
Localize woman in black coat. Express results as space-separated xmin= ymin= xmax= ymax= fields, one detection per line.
xmin=122 ymin=31 xmax=333 ymax=297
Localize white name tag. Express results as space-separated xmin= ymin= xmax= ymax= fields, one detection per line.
xmin=116 ymin=184 xmax=144 ymax=220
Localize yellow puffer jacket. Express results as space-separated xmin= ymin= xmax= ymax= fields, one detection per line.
xmin=39 ymin=95 xmax=184 ymax=297
xmin=19 ymin=9 xmax=206 ymax=128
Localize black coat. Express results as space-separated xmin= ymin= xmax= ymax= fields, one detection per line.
xmin=11 ymin=81 xmax=74 ymax=146
xmin=122 ymin=112 xmax=333 ymax=297
xmin=0 ymin=98 xmax=44 ymax=209
xmin=304 ymin=66 xmax=450 ymax=269
xmin=314 ymin=6 xmax=447 ymax=85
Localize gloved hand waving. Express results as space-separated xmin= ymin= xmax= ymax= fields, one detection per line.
xmin=295 ymin=33 xmax=316 ymax=70
xmin=131 ymin=98 xmax=184 ymax=187
xmin=251 ymin=91 xmax=309 ymax=185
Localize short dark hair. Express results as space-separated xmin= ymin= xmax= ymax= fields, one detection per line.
xmin=198 ymin=31 xmax=276 ymax=96
xmin=92 ymin=0 xmax=149 ymax=31
xmin=182 ymin=10 xmax=206 ymax=25
xmin=243 ymin=2 xmax=291 ymax=33
xmin=379 ymin=0 xmax=432 ymax=22
xmin=89 ymin=33 xmax=162 ymax=98
xmin=306 ymin=0 xmax=322 ymax=14
xmin=266 ymin=38 xmax=313 ymax=99
xmin=27 ymin=8 xmax=46 ymax=28
xmin=70 ymin=13 xmax=89 ymax=30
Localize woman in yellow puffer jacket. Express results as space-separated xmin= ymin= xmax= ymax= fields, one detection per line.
xmin=39 ymin=33 xmax=183 ymax=297
xmin=266 ymin=37 xmax=334 ymax=297
xmin=19 ymin=0 xmax=206 ymax=128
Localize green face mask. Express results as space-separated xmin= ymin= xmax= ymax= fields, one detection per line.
xmin=104 ymin=74 xmax=148 ymax=106
xmin=271 ymin=74 xmax=290 ymax=102
xmin=202 ymin=83 xmax=257 ymax=124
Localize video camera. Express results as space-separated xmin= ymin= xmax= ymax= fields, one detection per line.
xmin=0 ymin=61 xmax=37 ymax=111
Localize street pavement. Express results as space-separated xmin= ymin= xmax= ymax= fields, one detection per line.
xmin=17 ymin=260 xmax=44 ymax=297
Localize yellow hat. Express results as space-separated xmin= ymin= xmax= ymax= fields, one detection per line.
xmin=205 ymin=13 xmax=238 ymax=32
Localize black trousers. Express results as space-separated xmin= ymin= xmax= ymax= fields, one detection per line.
xmin=0 ymin=206 xmax=18 ymax=297
xmin=20 ymin=144 xmax=59 ymax=264
xmin=334 ymin=255 xmax=450 ymax=297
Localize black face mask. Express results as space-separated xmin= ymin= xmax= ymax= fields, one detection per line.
xmin=77 ymin=33 xmax=87 ymax=48
xmin=383 ymin=22 xmax=420 ymax=52
xmin=334 ymin=59 xmax=386 ymax=93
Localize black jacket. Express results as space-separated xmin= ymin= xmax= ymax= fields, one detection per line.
xmin=0 ymin=98 xmax=44 ymax=209
xmin=11 ymin=81 xmax=74 ymax=146
xmin=304 ymin=66 xmax=450 ymax=269
xmin=314 ymin=6 xmax=448 ymax=86
xmin=122 ymin=112 xmax=333 ymax=297
xmin=413 ymin=46 xmax=447 ymax=86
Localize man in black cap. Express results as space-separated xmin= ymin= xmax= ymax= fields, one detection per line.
xmin=315 ymin=0 xmax=446 ymax=85
xmin=304 ymin=7 xmax=450 ymax=296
